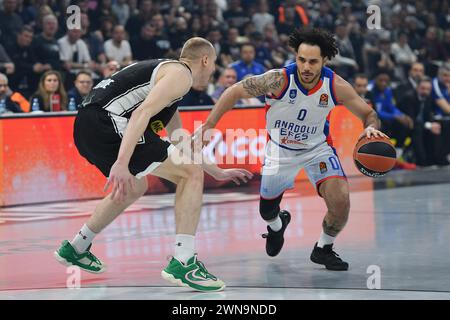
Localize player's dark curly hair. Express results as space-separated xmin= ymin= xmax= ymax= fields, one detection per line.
xmin=288 ymin=28 xmax=338 ymax=60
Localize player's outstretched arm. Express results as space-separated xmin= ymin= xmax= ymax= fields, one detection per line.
xmin=334 ymin=74 xmax=388 ymax=140
xmin=205 ymin=69 xmax=286 ymax=128
xmin=165 ymin=111 xmax=253 ymax=185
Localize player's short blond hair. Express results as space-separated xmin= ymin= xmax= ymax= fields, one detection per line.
xmin=180 ymin=37 xmax=215 ymax=61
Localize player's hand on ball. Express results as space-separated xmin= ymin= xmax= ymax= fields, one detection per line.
xmin=360 ymin=126 xmax=389 ymax=140
xmin=104 ymin=161 xmax=135 ymax=203
xmin=215 ymin=168 xmax=254 ymax=185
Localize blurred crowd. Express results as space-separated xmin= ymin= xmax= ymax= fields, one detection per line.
xmin=0 ymin=0 xmax=449 ymax=166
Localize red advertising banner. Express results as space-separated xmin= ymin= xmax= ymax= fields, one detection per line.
xmin=0 ymin=106 xmax=364 ymax=206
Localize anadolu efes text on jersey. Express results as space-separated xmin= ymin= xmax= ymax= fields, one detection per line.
xmin=265 ymin=63 xmax=339 ymax=151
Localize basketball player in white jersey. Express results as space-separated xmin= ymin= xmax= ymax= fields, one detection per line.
xmin=54 ymin=37 xmax=252 ymax=292
xmin=201 ymin=28 xmax=388 ymax=270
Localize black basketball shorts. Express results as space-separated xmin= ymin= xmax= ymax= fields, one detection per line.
xmin=73 ymin=107 xmax=174 ymax=178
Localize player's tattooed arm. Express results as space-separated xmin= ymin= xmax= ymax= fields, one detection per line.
xmin=206 ymin=69 xmax=286 ymax=127
xmin=241 ymin=69 xmax=286 ymax=97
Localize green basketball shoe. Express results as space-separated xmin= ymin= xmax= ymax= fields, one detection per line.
xmin=161 ymin=254 xmax=225 ymax=292
xmin=54 ymin=240 xmax=106 ymax=274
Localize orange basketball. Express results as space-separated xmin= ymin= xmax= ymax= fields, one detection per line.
xmin=353 ymin=136 xmax=397 ymax=177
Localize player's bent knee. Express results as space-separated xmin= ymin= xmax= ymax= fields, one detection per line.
xmin=260 ymin=197 xmax=281 ymax=221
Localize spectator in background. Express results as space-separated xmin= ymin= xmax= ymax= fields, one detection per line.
xmin=430 ymin=63 xmax=450 ymax=163
xmin=68 ymin=70 xmax=93 ymax=108
xmin=399 ymin=77 xmax=446 ymax=166
xmin=348 ymin=15 xmax=365 ymax=73
xmin=179 ymin=85 xmax=215 ymax=108
xmin=128 ymin=0 xmax=139 ymax=17
xmin=353 ymin=74 xmax=372 ymax=107
xmin=0 ymin=73 xmax=23 ymax=115
xmin=249 ymin=31 xmax=273 ymax=69
xmin=88 ymin=0 xmax=117 ymax=32
xmin=0 ymin=0 xmax=24 ymax=48
xmin=263 ymin=23 xmax=286 ymax=67
xmin=168 ymin=17 xmax=191 ymax=54
xmin=58 ymin=27 xmax=93 ymax=87
xmin=276 ymin=6 xmax=298 ymax=37
xmin=205 ymin=0 xmax=224 ymax=24
xmin=80 ymin=13 xmax=106 ymax=77
xmin=221 ymin=27 xmax=242 ymax=66
xmin=33 ymin=4 xmax=56 ymax=35
xmin=211 ymin=67 xmax=263 ymax=106
xmin=369 ymin=37 xmax=396 ymax=79
xmin=198 ymin=13 xmax=219 ymax=37
xmin=395 ymin=62 xmax=425 ymax=104
xmin=431 ymin=63 xmax=450 ymax=115
xmin=444 ymin=30 xmax=450 ymax=60
xmin=419 ymin=26 xmax=447 ymax=67
xmin=206 ymin=28 xmax=223 ymax=61
xmin=97 ymin=16 xmax=115 ymax=41
xmin=276 ymin=0 xmax=309 ymax=31
xmin=368 ymin=72 xmax=414 ymax=150
xmin=104 ymin=25 xmax=133 ymax=67
xmin=29 ymin=70 xmax=68 ymax=112
xmin=391 ymin=32 xmax=417 ymax=79
xmin=131 ymin=22 xmax=159 ymax=61
xmin=223 ymin=0 xmax=250 ymax=31
xmin=31 ymin=14 xmax=63 ymax=79
xmin=252 ymin=0 xmax=274 ymax=34
xmin=112 ymin=0 xmax=130 ymax=26
xmin=6 ymin=25 xmax=39 ymax=98
xmin=152 ymin=14 xmax=172 ymax=58
xmin=125 ymin=0 xmax=155 ymax=37
xmin=0 ymin=44 xmax=15 ymax=76
xmin=312 ymin=0 xmax=334 ymax=32
xmin=230 ymin=43 xmax=265 ymax=81
xmin=404 ymin=16 xmax=424 ymax=52
xmin=329 ymin=22 xmax=358 ymax=80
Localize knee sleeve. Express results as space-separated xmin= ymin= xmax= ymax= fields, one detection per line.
xmin=259 ymin=193 xmax=284 ymax=221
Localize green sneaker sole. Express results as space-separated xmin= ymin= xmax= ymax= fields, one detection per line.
xmin=54 ymin=251 xmax=107 ymax=274
xmin=161 ymin=270 xmax=226 ymax=292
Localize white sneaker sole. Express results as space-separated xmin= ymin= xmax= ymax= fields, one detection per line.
xmin=161 ymin=270 xmax=226 ymax=292
xmin=54 ymin=251 xmax=106 ymax=274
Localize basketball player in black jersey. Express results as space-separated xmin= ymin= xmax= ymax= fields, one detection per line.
xmin=54 ymin=38 xmax=252 ymax=292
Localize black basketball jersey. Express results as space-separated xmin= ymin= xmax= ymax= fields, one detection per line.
xmin=81 ymin=59 xmax=190 ymax=134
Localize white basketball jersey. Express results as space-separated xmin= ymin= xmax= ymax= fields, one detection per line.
xmin=265 ymin=64 xmax=339 ymax=151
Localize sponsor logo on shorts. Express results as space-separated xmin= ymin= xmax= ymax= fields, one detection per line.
xmin=319 ymin=161 xmax=328 ymax=174
xmin=318 ymin=93 xmax=328 ymax=107
xmin=150 ymin=120 xmax=164 ymax=133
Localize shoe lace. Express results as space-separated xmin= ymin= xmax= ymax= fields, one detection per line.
xmin=328 ymin=248 xmax=342 ymax=260
xmin=195 ymin=260 xmax=217 ymax=280
xmin=85 ymin=251 xmax=101 ymax=265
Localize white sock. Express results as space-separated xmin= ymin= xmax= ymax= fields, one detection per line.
xmin=174 ymin=234 xmax=195 ymax=265
xmin=267 ymin=216 xmax=282 ymax=232
xmin=317 ymin=231 xmax=335 ymax=248
xmin=71 ymin=224 xmax=97 ymax=254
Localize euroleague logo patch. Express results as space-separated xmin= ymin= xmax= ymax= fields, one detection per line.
xmin=318 ymin=93 xmax=329 ymax=107
xmin=319 ymin=161 xmax=328 ymax=174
